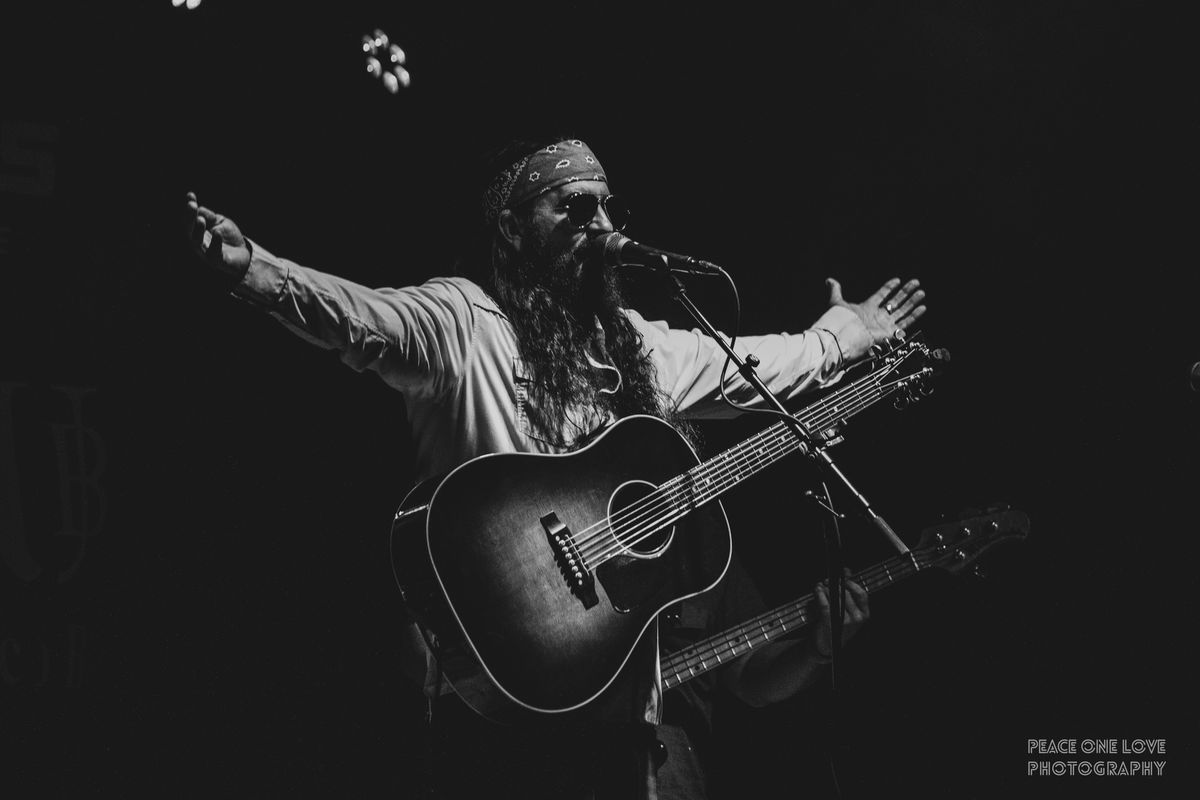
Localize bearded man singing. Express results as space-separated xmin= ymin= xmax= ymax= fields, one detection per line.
xmin=185 ymin=135 xmax=924 ymax=799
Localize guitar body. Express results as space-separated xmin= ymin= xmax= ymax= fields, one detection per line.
xmin=390 ymin=415 xmax=731 ymax=723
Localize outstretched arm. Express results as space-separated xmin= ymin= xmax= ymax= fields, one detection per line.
xmin=180 ymin=191 xmax=475 ymax=400
xmin=632 ymin=276 xmax=928 ymax=418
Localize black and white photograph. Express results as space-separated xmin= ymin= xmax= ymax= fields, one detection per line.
xmin=2 ymin=2 xmax=1194 ymax=797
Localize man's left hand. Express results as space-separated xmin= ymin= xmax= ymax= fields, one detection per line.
xmin=826 ymin=276 xmax=927 ymax=361
xmin=811 ymin=571 xmax=870 ymax=658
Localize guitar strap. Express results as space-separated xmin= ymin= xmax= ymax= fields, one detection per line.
xmin=587 ymin=320 xmax=624 ymax=396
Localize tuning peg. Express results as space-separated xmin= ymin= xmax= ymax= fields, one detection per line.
xmin=893 ymin=395 xmax=910 ymax=410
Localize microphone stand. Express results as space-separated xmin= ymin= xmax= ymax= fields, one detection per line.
xmin=644 ymin=262 xmax=900 ymax=799
xmin=645 ymin=260 xmax=908 ymax=676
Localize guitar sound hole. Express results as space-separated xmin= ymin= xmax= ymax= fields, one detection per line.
xmin=608 ymin=480 xmax=675 ymax=558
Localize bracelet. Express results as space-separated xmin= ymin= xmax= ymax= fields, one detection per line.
xmin=815 ymin=328 xmax=844 ymax=370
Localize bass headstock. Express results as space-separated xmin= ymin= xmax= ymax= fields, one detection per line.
xmin=912 ymin=505 xmax=1030 ymax=576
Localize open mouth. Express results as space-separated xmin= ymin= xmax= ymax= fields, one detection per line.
xmin=574 ymin=233 xmax=603 ymax=265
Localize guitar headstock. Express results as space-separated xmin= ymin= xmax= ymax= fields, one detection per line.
xmin=913 ymin=505 xmax=1030 ymax=576
xmin=859 ymin=335 xmax=950 ymax=411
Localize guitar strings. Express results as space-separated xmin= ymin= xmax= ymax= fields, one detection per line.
xmin=574 ymin=369 xmax=914 ymax=566
xmin=662 ymin=525 xmax=1008 ymax=681
xmin=663 ymin=518 xmax=1016 ymax=682
xmin=570 ymin=363 xmax=898 ymax=564
xmin=575 ymin=412 xmax=814 ymax=563
xmin=661 ymin=552 xmax=937 ymax=683
xmin=577 ymin=369 xmax=917 ymax=568
xmin=579 ymin=425 xmax=799 ymax=563
xmin=611 ymin=365 xmax=910 ymax=533
xmin=575 ymin=371 xmax=905 ymax=566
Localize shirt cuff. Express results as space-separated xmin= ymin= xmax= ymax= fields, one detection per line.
xmin=232 ymin=237 xmax=290 ymax=308
xmin=810 ymin=305 xmax=859 ymax=377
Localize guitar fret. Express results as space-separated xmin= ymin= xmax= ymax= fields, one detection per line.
xmin=695 ymin=426 xmax=804 ymax=502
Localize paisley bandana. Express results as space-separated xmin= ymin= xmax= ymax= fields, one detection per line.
xmin=482 ymin=139 xmax=608 ymax=228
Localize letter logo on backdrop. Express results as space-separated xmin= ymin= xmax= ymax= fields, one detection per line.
xmin=0 ymin=383 xmax=106 ymax=584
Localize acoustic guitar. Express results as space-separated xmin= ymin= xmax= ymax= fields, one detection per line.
xmin=390 ymin=338 xmax=944 ymax=722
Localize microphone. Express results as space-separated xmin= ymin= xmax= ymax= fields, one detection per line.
xmin=1190 ymin=361 xmax=1200 ymax=393
xmin=591 ymin=232 xmax=723 ymax=276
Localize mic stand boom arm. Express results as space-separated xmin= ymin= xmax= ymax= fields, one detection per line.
xmin=647 ymin=260 xmax=908 ymax=683
xmin=650 ymin=261 xmax=908 ymax=553
xmin=650 ymin=263 xmax=848 ymax=668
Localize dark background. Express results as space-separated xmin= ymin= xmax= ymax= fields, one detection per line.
xmin=1 ymin=1 xmax=1195 ymax=797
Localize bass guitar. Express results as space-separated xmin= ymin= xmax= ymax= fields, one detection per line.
xmin=661 ymin=506 xmax=1030 ymax=690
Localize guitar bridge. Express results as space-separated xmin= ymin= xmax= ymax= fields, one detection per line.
xmin=541 ymin=512 xmax=598 ymax=609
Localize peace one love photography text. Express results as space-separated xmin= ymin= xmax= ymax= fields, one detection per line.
xmin=1027 ymin=739 xmax=1166 ymax=777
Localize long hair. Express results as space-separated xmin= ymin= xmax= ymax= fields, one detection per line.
xmin=455 ymin=135 xmax=699 ymax=449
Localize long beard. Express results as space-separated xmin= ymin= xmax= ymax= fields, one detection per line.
xmin=488 ymin=234 xmax=683 ymax=448
xmin=511 ymin=230 xmax=621 ymax=322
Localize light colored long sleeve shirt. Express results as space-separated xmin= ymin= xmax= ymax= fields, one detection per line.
xmin=234 ymin=240 xmax=854 ymax=482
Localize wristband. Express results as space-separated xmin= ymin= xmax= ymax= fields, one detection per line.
xmin=815 ymin=328 xmax=844 ymax=371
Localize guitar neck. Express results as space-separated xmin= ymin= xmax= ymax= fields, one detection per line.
xmin=661 ymin=549 xmax=925 ymax=690
xmin=583 ymin=345 xmax=931 ymax=573
xmin=661 ymin=364 xmax=907 ymax=516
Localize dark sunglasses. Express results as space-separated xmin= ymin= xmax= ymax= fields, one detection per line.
xmin=560 ymin=192 xmax=630 ymax=231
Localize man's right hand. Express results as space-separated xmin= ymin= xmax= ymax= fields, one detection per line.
xmin=185 ymin=191 xmax=251 ymax=279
